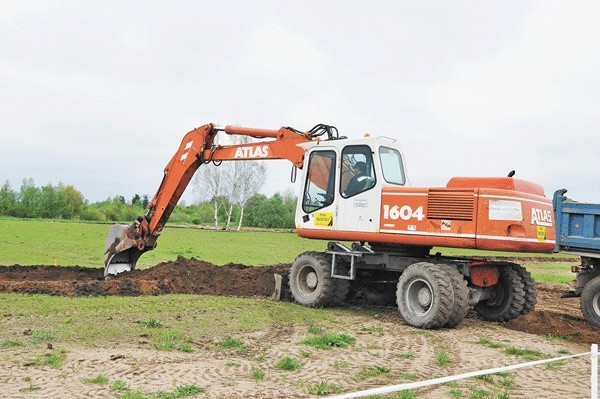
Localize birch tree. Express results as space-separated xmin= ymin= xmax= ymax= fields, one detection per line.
xmin=192 ymin=162 xmax=227 ymax=230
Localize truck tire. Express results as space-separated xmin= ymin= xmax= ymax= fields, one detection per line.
xmin=440 ymin=264 xmax=469 ymax=328
xmin=475 ymin=266 xmax=525 ymax=322
xmin=580 ymin=275 xmax=600 ymax=328
xmin=289 ymin=252 xmax=348 ymax=307
xmin=396 ymin=262 xmax=454 ymax=329
xmin=510 ymin=263 xmax=536 ymax=315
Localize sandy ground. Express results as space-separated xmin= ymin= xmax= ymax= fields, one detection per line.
xmin=0 ymin=259 xmax=597 ymax=398
xmin=0 ymin=315 xmax=593 ymax=399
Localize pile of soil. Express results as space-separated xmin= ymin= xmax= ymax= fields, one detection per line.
xmin=0 ymin=257 xmax=288 ymax=297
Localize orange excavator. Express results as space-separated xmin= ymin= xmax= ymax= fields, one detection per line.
xmin=105 ymin=123 xmax=555 ymax=329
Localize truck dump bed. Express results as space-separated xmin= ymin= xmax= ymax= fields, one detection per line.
xmin=553 ymin=189 xmax=600 ymax=257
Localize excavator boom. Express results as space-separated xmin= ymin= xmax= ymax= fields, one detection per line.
xmin=104 ymin=123 xmax=323 ymax=276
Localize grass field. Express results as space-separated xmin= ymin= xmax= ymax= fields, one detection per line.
xmin=0 ymin=218 xmax=576 ymax=274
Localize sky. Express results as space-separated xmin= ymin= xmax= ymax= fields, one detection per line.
xmin=1 ymin=1 xmax=599 ymax=204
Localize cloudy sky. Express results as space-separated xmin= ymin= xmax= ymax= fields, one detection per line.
xmin=1 ymin=1 xmax=599 ymax=204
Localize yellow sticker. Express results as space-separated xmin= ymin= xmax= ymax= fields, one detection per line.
xmin=536 ymin=225 xmax=547 ymax=242
xmin=314 ymin=212 xmax=334 ymax=228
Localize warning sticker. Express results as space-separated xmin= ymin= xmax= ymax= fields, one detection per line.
xmin=537 ymin=225 xmax=547 ymax=242
xmin=314 ymin=212 xmax=334 ymax=228
xmin=489 ymin=200 xmax=522 ymax=221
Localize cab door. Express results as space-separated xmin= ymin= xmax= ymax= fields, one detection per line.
xmin=335 ymin=144 xmax=381 ymax=233
xmin=297 ymin=148 xmax=339 ymax=230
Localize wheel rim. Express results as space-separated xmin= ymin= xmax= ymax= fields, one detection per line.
xmin=406 ymin=278 xmax=434 ymax=316
xmin=298 ymin=265 xmax=318 ymax=295
xmin=592 ymin=290 xmax=600 ymax=317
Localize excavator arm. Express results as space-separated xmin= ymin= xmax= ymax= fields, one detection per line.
xmin=104 ymin=123 xmax=326 ymax=277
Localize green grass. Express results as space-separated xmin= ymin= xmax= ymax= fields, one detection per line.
xmin=307 ymin=380 xmax=342 ymax=395
xmin=1 ymin=339 xmax=25 ymax=347
xmin=275 ymin=356 xmax=302 ymax=371
xmin=397 ymin=390 xmax=419 ymax=399
xmin=471 ymin=337 xmax=503 ymax=349
xmin=251 ymin=367 xmax=266 ymax=381
xmin=355 ymin=365 xmax=391 ymax=380
xmin=138 ymin=318 xmax=164 ymax=328
xmin=111 ymin=380 xmax=129 ymax=391
xmin=301 ymin=332 xmax=356 ymax=349
xmin=1 ymin=293 xmax=348 ymax=347
xmin=525 ymin=262 xmax=575 ymax=285
xmin=218 ymin=336 xmax=247 ymax=351
xmin=504 ymin=346 xmax=545 ymax=360
xmin=0 ymin=218 xmax=328 ymax=268
xmin=82 ymin=374 xmax=109 ymax=384
xmin=34 ymin=349 xmax=67 ymax=368
xmin=435 ymin=349 xmax=452 ymax=366
xmin=114 ymin=384 xmax=205 ymax=399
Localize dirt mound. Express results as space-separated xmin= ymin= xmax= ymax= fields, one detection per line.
xmin=0 ymin=257 xmax=289 ymax=297
xmin=504 ymin=310 xmax=600 ymax=343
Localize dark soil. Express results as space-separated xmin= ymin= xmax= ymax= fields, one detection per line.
xmin=0 ymin=256 xmax=288 ymax=297
xmin=0 ymin=257 xmax=598 ymax=342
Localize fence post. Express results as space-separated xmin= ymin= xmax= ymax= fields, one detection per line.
xmin=592 ymin=344 xmax=598 ymax=399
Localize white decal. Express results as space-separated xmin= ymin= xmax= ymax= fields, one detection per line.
xmin=441 ymin=220 xmax=451 ymax=231
xmin=531 ymin=207 xmax=553 ymax=227
xmin=382 ymin=205 xmax=425 ymax=221
xmin=184 ymin=140 xmax=193 ymax=150
xmin=353 ymin=199 xmax=368 ymax=208
xmin=234 ymin=145 xmax=269 ymax=159
xmin=489 ymin=200 xmax=522 ymax=221
xmin=407 ymin=225 xmax=417 ymax=231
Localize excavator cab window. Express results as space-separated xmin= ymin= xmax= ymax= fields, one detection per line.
xmin=379 ymin=146 xmax=405 ymax=185
xmin=302 ymin=150 xmax=336 ymax=213
xmin=341 ymin=145 xmax=376 ymax=198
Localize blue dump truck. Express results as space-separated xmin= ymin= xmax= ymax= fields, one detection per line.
xmin=553 ymin=189 xmax=600 ymax=327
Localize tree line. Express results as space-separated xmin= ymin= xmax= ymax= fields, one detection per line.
xmin=0 ymin=179 xmax=298 ymax=229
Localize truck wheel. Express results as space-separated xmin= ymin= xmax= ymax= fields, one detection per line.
xmin=290 ymin=252 xmax=348 ymax=307
xmin=510 ymin=263 xmax=536 ymax=315
xmin=580 ymin=275 xmax=600 ymax=328
xmin=440 ymin=264 xmax=469 ymax=328
xmin=396 ymin=262 xmax=454 ymax=329
xmin=475 ymin=266 xmax=525 ymax=322
xmin=361 ymin=283 xmax=397 ymax=305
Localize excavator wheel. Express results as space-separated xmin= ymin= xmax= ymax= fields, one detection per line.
xmin=289 ymin=252 xmax=349 ymax=307
xmin=509 ymin=263 xmax=536 ymax=315
xmin=475 ymin=266 xmax=525 ymax=322
xmin=396 ymin=262 xmax=454 ymax=329
xmin=440 ymin=264 xmax=469 ymax=328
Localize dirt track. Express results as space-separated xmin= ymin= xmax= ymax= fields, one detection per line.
xmin=0 ymin=257 xmax=598 ymax=343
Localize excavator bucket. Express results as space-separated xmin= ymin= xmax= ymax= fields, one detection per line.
xmin=104 ymin=224 xmax=145 ymax=278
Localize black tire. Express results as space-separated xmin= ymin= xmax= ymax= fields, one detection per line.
xmin=396 ymin=262 xmax=454 ymax=329
xmin=289 ymin=252 xmax=349 ymax=307
xmin=580 ymin=275 xmax=600 ymax=328
xmin=475 ymin=266 xmax=525 ymax=322
xmin=510 ymin=263 xmax=536 ymax=315
xmin=440 ymin=264 xmax=469 ymax=328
